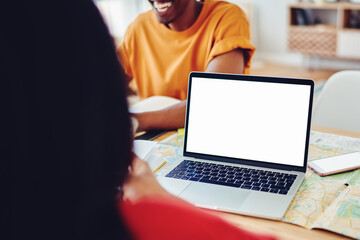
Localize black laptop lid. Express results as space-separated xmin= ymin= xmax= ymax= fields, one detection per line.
xmin=183 ymin=72 xmax=314 ymax=173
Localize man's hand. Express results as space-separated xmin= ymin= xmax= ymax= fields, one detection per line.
xmin=122 ymin=155 xmax=171 ymax=202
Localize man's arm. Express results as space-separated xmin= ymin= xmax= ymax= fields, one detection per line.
xmin=134 ymin=49 xmax=245 ymax=132
xmin=206 ymin=48 xmax=244 ymax=74
xmin=133 ymin=100 xmax=187 ymax=132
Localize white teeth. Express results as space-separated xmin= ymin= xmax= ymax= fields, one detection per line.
xmin=153 ymin=1 xmax=172 ymax=13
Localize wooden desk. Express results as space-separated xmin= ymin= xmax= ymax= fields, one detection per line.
xmin=154 ymin=126 xmax=359 ymax=239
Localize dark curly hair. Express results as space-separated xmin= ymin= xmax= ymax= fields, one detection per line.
xmin=2 ymin=0 xmax=133 ymax=239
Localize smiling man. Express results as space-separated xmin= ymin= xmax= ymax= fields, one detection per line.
xmin=117 ymin=0 xmax=255 ymax=132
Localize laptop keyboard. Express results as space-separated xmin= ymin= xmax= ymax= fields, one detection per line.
xmin=165 ymin=160 xmax=297 ymax=195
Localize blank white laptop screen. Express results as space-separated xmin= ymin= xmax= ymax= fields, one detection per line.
xmin=186 ymin=77 xmax=311 ymax=167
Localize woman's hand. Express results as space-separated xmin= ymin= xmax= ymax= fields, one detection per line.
xmin=122 ymin=155 xmax=171 ymax=202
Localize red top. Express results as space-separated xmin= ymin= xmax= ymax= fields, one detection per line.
xmin=119 ymin=196 xmax=276 ymax=240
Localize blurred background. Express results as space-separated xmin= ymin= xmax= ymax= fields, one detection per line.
xmin=94 ymin=0 xmax=360 ymax=94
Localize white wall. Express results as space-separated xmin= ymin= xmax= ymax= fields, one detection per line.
xmin=228 ymin=0 xmax=300 ymax=64
xmin=95 ymin=0 xmax=360 ymax=70
xmin=95 ymin=0 xmax=150 ymax=43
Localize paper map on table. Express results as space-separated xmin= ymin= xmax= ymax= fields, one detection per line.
xmin=283 ymin=131 xmax=360 ymax=239
xmin=151 ymin=131 xmax=360 ymax=239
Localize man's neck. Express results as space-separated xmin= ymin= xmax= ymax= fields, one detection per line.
xmin=168 ymin=1 xmax=203 ymax=31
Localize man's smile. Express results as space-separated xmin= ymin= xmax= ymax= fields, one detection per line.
xmin=153 ymin=1 xmax=173 ymax=13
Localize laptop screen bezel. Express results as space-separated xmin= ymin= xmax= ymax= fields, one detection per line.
xmin=183 ymin=72 xmax=314 ymax=173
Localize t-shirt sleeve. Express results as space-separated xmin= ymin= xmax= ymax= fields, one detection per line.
xmin=119 ymin=196 xmax=276 ymax=240
xmin=207 ymin=6 xmax=255 ymax=74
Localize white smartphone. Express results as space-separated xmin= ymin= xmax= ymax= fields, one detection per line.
xmin=308 ymin=151 xmax=360 ymax=176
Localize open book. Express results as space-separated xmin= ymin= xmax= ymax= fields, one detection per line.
xmin=129 ymin=96 xmax=181 ymax=113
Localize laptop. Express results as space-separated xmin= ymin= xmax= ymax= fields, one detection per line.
xmin=157 ymin=72 xmax=314 ymax=220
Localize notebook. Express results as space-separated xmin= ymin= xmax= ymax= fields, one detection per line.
xmin=156 ymin=72 xmax=314 ymax=220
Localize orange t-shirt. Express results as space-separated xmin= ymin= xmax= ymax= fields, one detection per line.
xmin=118 ymin=0 xmax=255 ymax=100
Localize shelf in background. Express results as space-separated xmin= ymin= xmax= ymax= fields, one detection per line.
xmin=288 ymin=2 xmax=360 ymax=59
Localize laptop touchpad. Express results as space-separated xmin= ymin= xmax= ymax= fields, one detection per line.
xmin=179 ymin=182 xmax=250 ymax=210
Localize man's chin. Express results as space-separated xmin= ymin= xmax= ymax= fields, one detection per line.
xmin=155 ymin=15 xmax=174 ymax=26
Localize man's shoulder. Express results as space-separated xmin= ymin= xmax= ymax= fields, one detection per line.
xmin=126 ymin=10 xmax=154 ymax=33
xmin=133 ymin=10 xmax=154 ymax=23
xmin=206 ymin=0 xmax=247 ymax=19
